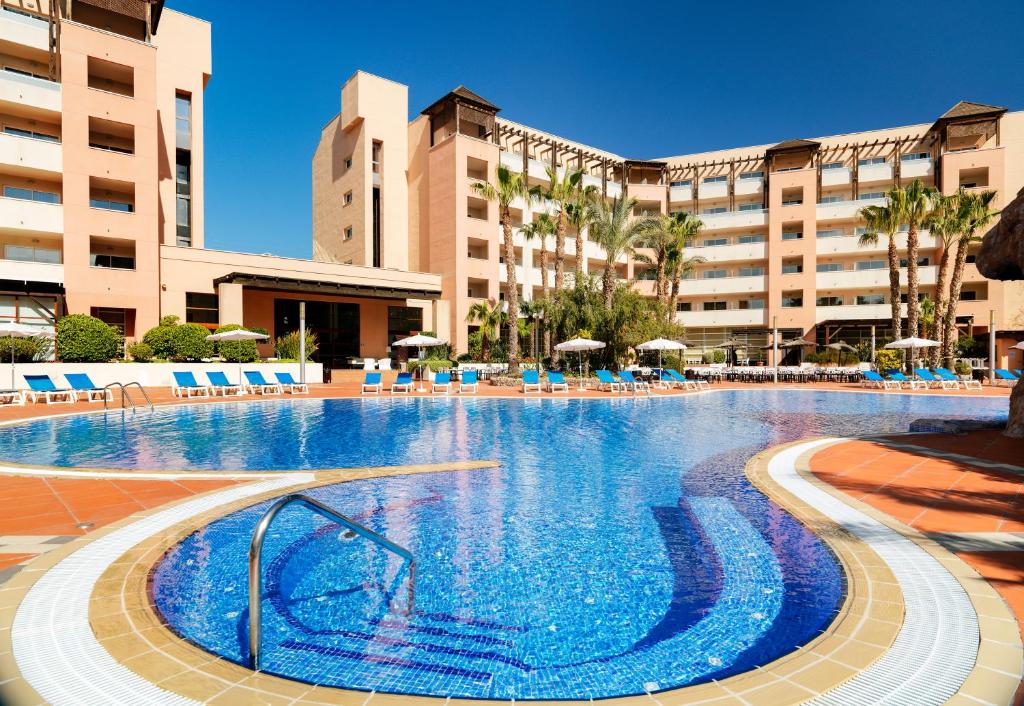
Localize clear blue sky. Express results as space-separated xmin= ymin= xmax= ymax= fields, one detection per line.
xmin=170 ymin=0 xmax=1024 ymax=260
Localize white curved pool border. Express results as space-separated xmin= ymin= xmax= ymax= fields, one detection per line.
xmin=7 ymin=436 xmax=999 ymax=705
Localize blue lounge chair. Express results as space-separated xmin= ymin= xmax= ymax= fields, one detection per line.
xmin=886 ymin=371 xmax=928 ymax=390
xmin=618 ymin=370 xmax=651 ymax=395
xmin=522 ymin=369 xmax=541 ymax=393
xmin=994 ymin=369 xmax=1019 ymax=387
xmin=362 ymin=372 xmax=382 ymax=395
xmin=595 ymin=369 xmax=622 ymax=393
xmin=546 ymin=370 xmax=569 ymax=393
xmin=243 ymin=370 xmax=284 ymax=395
xmin=206 ymin=371 xmax=244 ymax=396
xmin=391 ymin=372 xmax=413 ymax=394
xmin=172 ymin=371 xmax=210 ymax=398
xmin=914 ymin=368 xmax=959 ymax=390
xmin=432 ymin=372 xmax=452 ymax=394
xmin=23 ymin=374 xmax=76 ymax=404
xmin=0 ymin=389 xmax=23 ymax=406
xmin=862 ymin=371 xmax=900 ymax=390
xmin=459 ymin=370 xmax=478 ymax=394
xmin=275 ymin=371 xmax=309 ymax=394
xmin=662 ymin=368 xmax=697 ymax=391
xmin=64 ymin=373 xmax=112 ymax=402
xmin=932 ymin=367 xmax=981 ymax=390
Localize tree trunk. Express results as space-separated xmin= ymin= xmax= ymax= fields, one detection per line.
xmin=656 ymin=255 xmax=667 ymax=310
xmin=933 ymin=244 xmax=952 ymax=366
xmin=481 ymin=334 xmax=490 ymax=363
xmin=906 ymin=224 xmax=920 ymax=349
xmin=552 ymin=212 xmax=566 ymax=363
xmin=668 ymin=272 xmax=681 ymax=322
xmin=942 ymin=239 xmax=969 ymax=371
xmin=575 ymin=225 xmax=584 ymax=280
xmin=1007 ymin=383 xmax=1024 ymax=439
xmin=540 ymin=240 xmax=550 ymax=358
xmin=886 ymin=235 xmax=903 ymax=345
xmin=502 ymin=209 xmax=520 ymax=375
xmin=602 ymin=260 xmax=615 ymax=310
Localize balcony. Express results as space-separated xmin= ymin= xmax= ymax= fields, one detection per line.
xmin=677 ymin=308 xmax=766 ymax=327
xmin=0 ymin=8 xmax=49 ymax=51
xmin=678 ymin=274 xmax=767 ymax=296
xmin=815 ymin=303 xmax=896 ymax=321
xmin=816 ymin=197 xmax=884 ymax=221
xmin=687 ymin=241 xmax=767 ymax=263
xmin=0 ymin=70 xmax=60 ymax=115
xmin=700 ymin=208 xmax=768 ymax=231
xmin=0 ymin=257 xmax=63 ymax=285
xmin=0 ymin=196 xmax=61 ymax=234
xmin=900 ymin=159 xmax=934 ymax=180
xmin=815 ymin=230 xmax=938 ymax=256
xmin=734 ymin=178 xmax=763 ymax=196
xmin=700 ymin=180 xmax=728 ymax=199
xmin=669 ymin=184 xmax=693 ymax=202
xmin=0 ymin=131 xmax=61 ymax=176
xmin=821 ymin=167 xmax=852 ymax=187
xmin=858 ymin=162 xmax=894 ymax=183
xmin=816 ymin=265 xmax=937 ymax=290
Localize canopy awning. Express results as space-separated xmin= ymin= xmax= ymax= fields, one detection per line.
xmin=211 ymin=273 xmax=440 ymax=301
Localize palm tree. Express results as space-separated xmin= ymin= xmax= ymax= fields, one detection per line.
xmin=519 ymin=213 xmax=555 ymax=356
xmin=639 ymin=211 xmax=704 ymax=315
xmin=889 ymin=179 xmax=938 ymax=339
xmin=587 ymin=195 xmax=643 ymax=309
xmin=941 ymin=189 xmax=1000 ymax=367
xmin=666 ymin=251 xmax=705 ymax=320
xmin=859 ymin=202 xmax=905 ymax=344
xmin=926 ymin=192 xmax=962 ymax=362
xmin=542 ymin=166 xmax=584 ymax=291
xmin=566 ymin=186 xmax=599 ymax=281
xmin=465 ymin=298 xmax=506 ymax=362
xmin=471 ymin=165 xmax=537 ymax=374
xmin=518 ymin=297 xmax=545 ymax=362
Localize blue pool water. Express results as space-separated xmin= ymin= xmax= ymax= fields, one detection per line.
xmin=3 ymin=392 xmax=1007 ymax=699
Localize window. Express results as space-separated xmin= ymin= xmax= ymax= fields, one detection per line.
xmin=816 ymin=229 xmax=842 ymax=238
xmin=89 ymin=236 xmax=135 ymax=270
xmin=776 ymin=166 xmax=801 ymax=172
xmin=782 ymin=231 xmax=802 ymax=241
xmin=703 ymin=175 xmax=727 ymax=183
xmin=185 ymin=292 xmax=218 ymax=327
xmin=388 ymin=306 xmax=423 ymax=345
xmin=343 ymin=191 xmax=353 ymax=206
xmin=703 ymin=301 xmax=727 ymax=311
xmin=3 ymin=126 xmax=58 ymax=143
xmin=738 ymin=234 xmax=765 ymax=244
xmin=3 ymin=66 xmax=48 ymax=81
xmin=344 ymin=226 xmax=353 ymax=241
xmin=739 ymin=299 xmax=765 ymax=310
xmin=900 ymin=293 xmax=930 ymax=303
xmin=670 ymin=180 xmax=691 ymax=188
xmin=899 ymin=257 xmax=930 ymax=267
xmin=175 ymin=93 xmax=191 ymax=149
xmin=858 ymin=157 xmax=886 ymax=166
xmin=855 ymin=260 xmax=886 ymax=270
xmin=856 ymin=294 xmax=885 ymax=305
xmin=702 ymin=207 xmax=727 ymax=215
xmin=90 ymin=197 xmax=131 ymax=211
xmin=966 ymin=254 xmax=976 ymax=264
xmin=960 ymin=290 xmax=978 ymax=301
xmin=859 ymin=191 xmax=884 ymax=200
xmin=344 ymin=156 xmax=353 ymax=170
xmin=676 ymin=302 xmax=692 ymax=312
xmin=738 ymin=202 xmax=762 ymax=211
xmin=739 ymin=171 xmax=763 ymax=180
xmin=819 ymin=195 xmax=842 ymax=204
xmin=901 ymin=152 xmax=929 ymax=162
xmin=782 ymin=260 xmax=802 ymax=274
xmin=90 ymin=307 xmax=134 ymax=337
xmin=703 ymin=269 xmax=727 ymax=279
xmin=87 ymin=57 xmax=133 ymax=97
xmin=781 ymin=292 xmax=803 ymax=308
xmin=90 ymin=253 xmax=134 ymax=269
xmin=816 ymin=263 xmax=843 ymax=272
xmin=702 ymin=237 xmax=727 ymax=247
xmin=738 ymin=266 xmax=764 ymax=277
xmin=960 ymin=182 xmax=977 ymax=189
xmin=372 ymin=141 xmax=382 ymax=175
xmin=3 ymin=186 xmax=59 ymax=203
xmin=821 ymin=161 xmax=845 ymax=170
xmin=88 ymin=117 xmax=134 ymax=154
xmin=176 ymin=150 xmax=191 ymax=245
xmin=3 ymin=244 xmax=60 ymax=263
xmin=816 ymin=296 xmax=844 ymax=307
xmin=782 ymin=199 xmax=803 ymax=206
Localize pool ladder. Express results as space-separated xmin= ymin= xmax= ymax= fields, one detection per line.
xmin=102 ymin=382 xmax=153 ymax=411
xmin=247 ymin=493 xmax=416 ymax=671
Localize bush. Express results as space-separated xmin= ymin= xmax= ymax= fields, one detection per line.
xmin=701 ymin=349 xmax=727 ymax=364
xmin=875 ymin=349 xmax=902 ymax=371
xmin=274 ymin=329 xmax=318 ymax=361
xmin=456 ymin=352 xmax=474 ymax=363
xmin=213 ymin=323 xmax=261 ymax=363
xmin=0 ymin=335 xmax=49 ymax=362
xmin=408 ymin=358 xmax=453 ymax=373
xmin=170 ymin=323 xmax=214 ymax=361
xmin=142 ymin=319 xmax=178 ymax=359
xmin=56 ymin=314 xmax=120 ymax=362
xmin=127 ymin=341 xmax=154 ymax=362
xmin=953 ymin=360 xmax=973 ymax=376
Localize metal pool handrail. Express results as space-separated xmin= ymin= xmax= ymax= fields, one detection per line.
xmin=103 ymin=381 xmax=153 ymax=411
xmin=247 ymin=493 xmax=416 ymax=670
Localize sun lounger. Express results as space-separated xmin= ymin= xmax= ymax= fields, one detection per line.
xmin=361 ymin=372 xmax=382 ymax=395
xmin=887 ymin=371 xmax=928 ymax=390
xmin=933 ymin=367 xmax=981 ymax=390
xmin=994 ymin=369 xmax=1019 ymax=387
xmin=662 ymin=369 xmax=697 ymax=390
xmin=275 ymin=372 xmax=309 ymax=394
xmin=861 ymin=370 xmax=900 ymax=390
xmin=172 ymin=371 xmax=211 ymax=398
xmin=243 ymin=370 xmax=284 ymax=395
xmin=522 ymin=369 xmax=541 ymax=393
xmin=546 ymin=371 xmax=569 ymax=393
xmin=0 ymin=389 xmax=24 ymax=405
xmin=432 ymin=372 xmax=452 ymax=394
xmin=618 ymin=370 xmax=651 ymax=395
xmin=391 ymin=372 xmax=413 ymax=394
xmin=595 ymin=369 xmax=622 ymax=393
xmin=64 ymin=373 xmax=112 ymax=402
xmin=23 ymin=374 xmax=77 ymax=404
xmin=459 ymin=370 xmax=478 ymax=394
xmin=914 ymin=368 xmax=959 ymax=390
xmin=206 ymin=371 xmax=245 ymax=396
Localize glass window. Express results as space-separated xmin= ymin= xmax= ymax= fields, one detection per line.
xmin=372 ymin=141 xmax=382 ymax=174
xmin=89 ymin=197 xmax=133 ymax=212
xmin=185 ymin=292 xmax=218 ymax=326
xmin=176 ymin=150 xmax=191 ymax=246
xmin=344 ymin=226 xmax=353 ymax=240
xmin=738 ymin=234 xmax=765 ymax=244
xmin=343 ymin=191 xmax=352 ymax=205
xmin=175 ymin=93 xmax=191 ymax=150
xmin=819 ymin=195 xmax=842 ymax=204
xmin=899 ymin=256 xmax=930 ymax=267
xmin=676 ymin=302 xmax=691 ymax=312
xmin=782 ymin=231 xmax=802 ymax=241
xmin=703 ymin=175 xmax=727 ymax=183
xmin=859 ymin=191 xmax=884 ymax=200
xmin=738 ymin=266 xmax=764 ymax=277
xmin=856 ymin=294 xmax=885 ymax=305
xmin=858 ymin=157 xmax=887 ymax=166
xmin=901 ymin=152 xmax=929 ymax=162
xmin=816 ymin=263 xmax=843 ymax=272
xmin=4 ymin=244 xmax=60 ymax=263
xmin=702 ymin=207 xmax=727 ymax=215
xmin=702 ymin=238 xmax=727 ymax=247
xmin=703 ymin=301 xmax=727 ymax=311
xmin=855 ymin=260 xmax=886 ymax=270
xmin=4 ymin=186 xmax=59 ymax=203
xmin=782 ymin=199 xmax=803 ymax=206
xmin=344 ymin=156 xmax=353 ymax=170
xmin=960 ymin=290 xmax=978 ymax=301
xmin=670 ymin=180 xmax=691 ymax=188
xmin=90 ymin=253 xmax=135 ymax=269
xmin=781 ymin=262 xmax=802 ymax=274
xmin=739 ymin=171 xmax=763 ymax=180
xmin=738 ymin=202 xmax=762 ymax=211
xmin=816 ymin=296 xmax=844 ymax=306
xmin=3 ymin=126 xmax=58 ymax=143
xmin=703 ymin=269 xmax=727 ymax=279
xmin=816 ymin=229 xmax=842 ymax=238
xmin=739 ymin=299 xmax=765 ymax=309
xmin=821 ymin=161 xmax=845 ymax=170
xmin=781 ymin=294 xmax=803 ymax=308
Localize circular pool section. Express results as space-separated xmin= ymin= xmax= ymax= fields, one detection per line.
xmin=3 ymin=393 xmax=1008 ymax=699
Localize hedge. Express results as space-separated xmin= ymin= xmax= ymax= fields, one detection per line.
xmin=170 ymin=323 xmax=214 ymax=361
xmin=56 ymin=314 xmax=120 ymax=363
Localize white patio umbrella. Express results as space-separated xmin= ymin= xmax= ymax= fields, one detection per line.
xmin=0 ymin=321 xmax=55 ymax=389
xmin=205 ymin=328 xmax=269 ymax=384
xmin=884 ymin=336 xmax=940 ymax=372
xmin=1012 ymin=341 xmax=1024 ymax=350
xmin=554 ymin=337 xmax=606 ymax=390
xmin=636 ymin=338 xmax=687 ymax=370
xmin=392 ymin=334 xmax=446 ymax=391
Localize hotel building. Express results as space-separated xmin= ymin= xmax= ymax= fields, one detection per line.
xmin=313 ymin=71 xmax=1024 ymax=366
xmin=0 ymin=3 xmax=443 ymax=369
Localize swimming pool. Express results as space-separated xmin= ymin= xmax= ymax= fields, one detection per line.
xmin=6 ymin=392 xmax=1008 ymax=699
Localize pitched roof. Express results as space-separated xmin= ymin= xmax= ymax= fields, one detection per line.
xmin=766 ymin=138 xmax=821 ymax=153
xmin=938 ymin=100 xmax=1007 ymax=121
xmin=421 ymin=86 xmax=500 ymax=115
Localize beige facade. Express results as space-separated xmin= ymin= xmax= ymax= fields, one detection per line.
xmin=313 ymin=73 xmax=1024 ymax=363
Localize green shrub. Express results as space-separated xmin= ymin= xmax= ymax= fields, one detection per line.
xmin=56 ymin=314 xmax=120 ymax=362
xmin=127 ymin=341 xmax=154 ymax=362
xmin=701 ymin=349 xmax=726 ymax=364
xmin=213 ymin=323 xmax=261 ymax=363
xmin=170 ymin=323 xmax=214 ymax=361
xmin=456 ymin=352 xmax=474 ymax=363
xmin=875 ymin=349 xmax=902 ymax=372
xmin=0 ymin=335 xmax=49 ymax=362
xmin=274 ymin=329 xmax=318 ymax=361
xmin=953 ymin=360 xmax=973 ymax=376
xmin=142 ymin=318 xmax=178 ymax=359
xmin=408 ymin=358 xmax=453 ymax=373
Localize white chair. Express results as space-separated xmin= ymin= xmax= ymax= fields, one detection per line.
xmin=362 ymin=358 xmax=376 ymax=370
xmin=377 ymin=358 xmax=392 ymax=371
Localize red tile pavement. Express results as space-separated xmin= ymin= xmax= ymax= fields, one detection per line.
xmin=0 ymin=553 xmax=37 ymax=570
